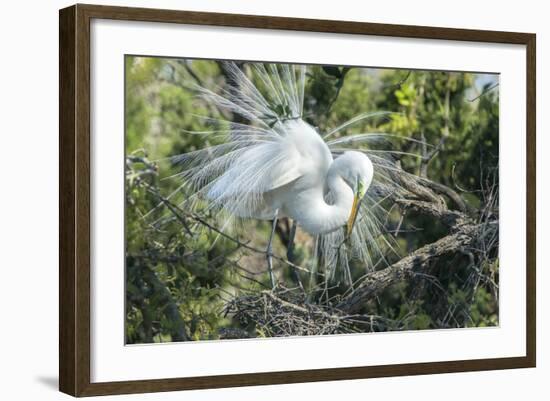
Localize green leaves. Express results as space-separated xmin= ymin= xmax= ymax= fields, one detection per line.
xmin=394 ymin=82 xmax=417 ymax=107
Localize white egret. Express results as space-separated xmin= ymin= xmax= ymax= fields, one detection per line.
xmin=168 ymin=62 xmax=409 ymax=286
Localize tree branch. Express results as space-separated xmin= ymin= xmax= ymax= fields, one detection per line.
xmin=420 ymin=177 xmax=475 ymax=215
xmin=394 ymin=198 xmax=469 ymax=229
xmin=337 ymin=223 xmax=489 ymax=314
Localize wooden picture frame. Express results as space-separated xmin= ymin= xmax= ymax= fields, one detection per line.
xmin=59 ymin=3 xmax=536 ymax=396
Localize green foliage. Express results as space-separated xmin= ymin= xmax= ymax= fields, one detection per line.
xmin=125 ymin=156 xmax=235 ymax=343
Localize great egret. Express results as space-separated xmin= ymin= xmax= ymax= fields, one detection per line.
xmin=168 ymin=62 xmax=407 ymax=287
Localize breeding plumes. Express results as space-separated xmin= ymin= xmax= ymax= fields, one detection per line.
xmin=164 ymin=62 xmax=414 ymax=286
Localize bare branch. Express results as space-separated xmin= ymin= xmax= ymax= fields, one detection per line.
xmin=395 ymin=199 xmax=469 ymax=228
xmin=337 ymin=223 xmax=491 ymax=313
xmin=420 ymin=177 xmax=475 ymax=215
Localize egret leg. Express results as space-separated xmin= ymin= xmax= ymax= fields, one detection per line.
xmin=266 ymin=210 xmax=279 ymax=288
xmin=286 ymin=221 xmax=305 ymax=295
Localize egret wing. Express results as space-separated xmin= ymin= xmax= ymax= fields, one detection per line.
xmin=169 ymin=62 xmax=310 ymax=220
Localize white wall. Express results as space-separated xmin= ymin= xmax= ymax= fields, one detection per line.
xmin=0 ymin=1 xmax=545 ymax=400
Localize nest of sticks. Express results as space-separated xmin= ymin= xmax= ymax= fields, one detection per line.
xmin=224 ymin=287 xmax=389 ymax=337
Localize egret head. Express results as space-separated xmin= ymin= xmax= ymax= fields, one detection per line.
xmin=334 ymin=151 xmax=374 ymax=237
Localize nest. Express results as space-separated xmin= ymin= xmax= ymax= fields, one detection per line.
xmin=224 ymin=287 xmax=357 ymax=337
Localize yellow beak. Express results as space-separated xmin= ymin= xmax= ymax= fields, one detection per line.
xmin=346 ymin=194 xmax=361 ymax=238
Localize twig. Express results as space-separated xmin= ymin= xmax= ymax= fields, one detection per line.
xmin=468 ymin=83 xmax=499 ymax=102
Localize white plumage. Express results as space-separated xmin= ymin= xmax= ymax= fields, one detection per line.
xmin=169 ymin=62 xmax=408 ymax=283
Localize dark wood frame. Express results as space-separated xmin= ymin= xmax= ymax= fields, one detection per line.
xmin=59 ymin=3 xmax=536 ymax=397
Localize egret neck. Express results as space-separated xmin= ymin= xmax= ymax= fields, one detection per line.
xmin=289 ymin=164 xmax=354 ymax=235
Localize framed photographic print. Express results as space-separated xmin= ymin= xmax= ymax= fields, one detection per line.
xmin=59 ymin=4 xmax=536 ymax=397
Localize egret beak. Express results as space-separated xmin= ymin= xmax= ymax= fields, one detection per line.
xmin=346 ymin=180 xmax=366 ymax=238
xmin=346 ymin=194 xmax=361 ymax=238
